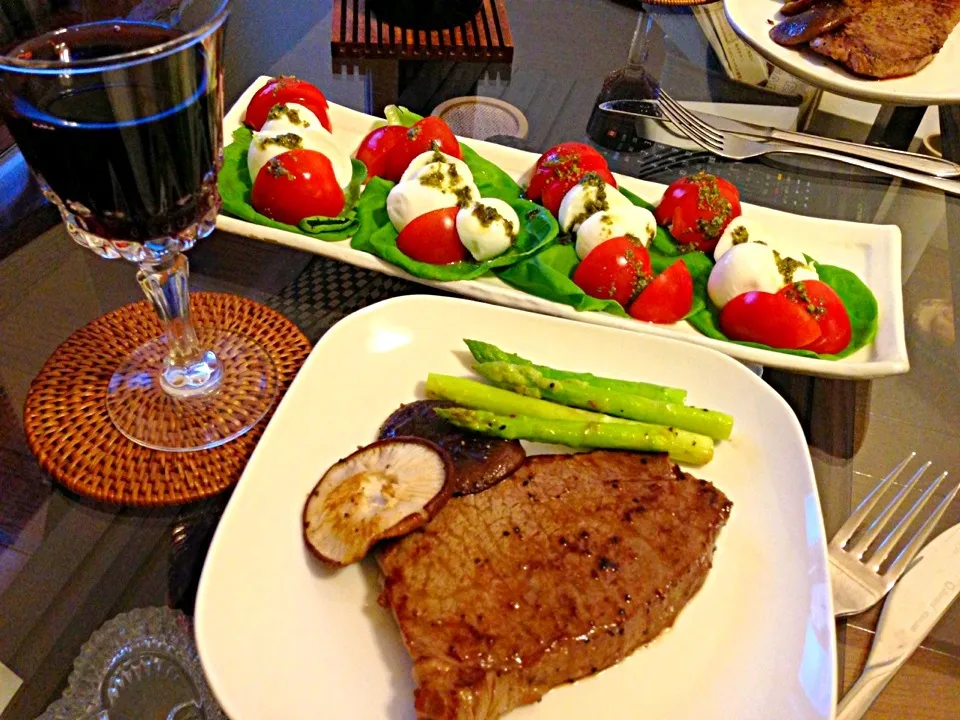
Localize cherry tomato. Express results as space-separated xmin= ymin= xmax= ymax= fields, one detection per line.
xmin=541 ymin=167 xmax=618 ymax=218
xmin=719 ymin=291 xmax=822 ymax=349
xmin=244 ymin=76 xmax=332 ymax=132
xmin=778 ymin=280 xmax=852 ymax=354
xmin=251 ymin=149 xmax=345 ymax=225
xmin=654 ymin=172 xmax=741 ymax=253
xmin=396 ymin=207 xmax=467 ymax=265
xmin=383 ymin=117 xmax=462 ymax=182
xmin=572 ymin=236 xmax=651 ymax=307
xmin=526 ymin=146 xmax=611 ymax=202
xmin=354 ymin=125 xmax=407 ymax=181
xmin=628 ymin=259 xmax=694 ymax=324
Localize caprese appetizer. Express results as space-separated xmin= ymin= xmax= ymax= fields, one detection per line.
xmin=523 ymin=143 xmax=694 ymax=325
xmin=385 ymin=148 xmax=520 ymax=264
xmin=241 ymin=77 xmax=355 ymax=225
xmin=706 ymin=216 xmax=852 ymax=354
xmin=353 ymin=114 xmax=533 ymax=266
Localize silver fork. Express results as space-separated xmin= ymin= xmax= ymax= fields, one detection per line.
xmin=830 ymin=453 xmax=960 ymax=617
xmin=655 ymin=89 xmax=960 ymax=197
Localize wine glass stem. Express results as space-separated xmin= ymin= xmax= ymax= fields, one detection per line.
xmin=137 ymin=253 xmax=223 ymax=398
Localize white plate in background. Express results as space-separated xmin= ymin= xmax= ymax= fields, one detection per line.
xmin=195 ymin=296 xmax=836 ymax=720
xmin=724 ymin=0 xmax=960 ymax=105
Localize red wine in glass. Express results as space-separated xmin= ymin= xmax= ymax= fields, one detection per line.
xmin=2 ymin=20 xmax=223 ymax=257
xmin=0 ymin=2 xmax=279 ymax=452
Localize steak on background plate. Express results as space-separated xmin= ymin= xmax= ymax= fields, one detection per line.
xmin=809 ymin=0 xmax=960 ymax=78
xmin=377 ymin=450 xmax=732 ymax=720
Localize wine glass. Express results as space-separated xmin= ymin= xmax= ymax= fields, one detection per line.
xmin=0 ymin=0 xmax=278 ymax=452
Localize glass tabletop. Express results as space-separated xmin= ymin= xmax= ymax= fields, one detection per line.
xmin=1 ymin=1 xmax=958 ymax=718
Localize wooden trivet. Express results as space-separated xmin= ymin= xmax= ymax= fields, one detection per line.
xmin=23 ymin=293 xmax=311 ymax=507
xmin=332 ymin=0 xmax=513 ymax=62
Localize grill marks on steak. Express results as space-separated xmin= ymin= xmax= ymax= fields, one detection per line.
xmin=378 ymin=451 xmax=732 ymax=719
xmin=802 ymin=0 xmax=960 ymax=78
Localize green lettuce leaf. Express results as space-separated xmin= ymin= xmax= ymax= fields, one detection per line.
xmin=685 ymin=262 xmax=879 ymax=359
xmin=218 ymin=126 xmax=366 ymax=241
xmin=352 ymin=176 xmax=557 ymax=281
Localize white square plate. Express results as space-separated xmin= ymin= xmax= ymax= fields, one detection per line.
xmin=217 ymin=77 xmax=907 ymax=380
xmin=195 ymin=296 xmax=837 ymax=720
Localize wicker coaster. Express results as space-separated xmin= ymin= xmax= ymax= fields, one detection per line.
xmin=23 ymin=293 xmax=311 ymax=507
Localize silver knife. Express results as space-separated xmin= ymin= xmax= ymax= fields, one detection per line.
xmin=836 ymin=522 xmax=960 ymax=720
xmin=600 ymin=99 xmax=960 ymax=179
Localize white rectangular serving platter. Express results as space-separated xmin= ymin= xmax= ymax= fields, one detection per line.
xmin=195 ymin=295 xmax=837 ymax=720
xmin=217 ymin=76 xmax=908 ymax=379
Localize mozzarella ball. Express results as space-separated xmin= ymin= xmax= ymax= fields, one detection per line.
xmin=714 ymin=216 xmax=764 ymax=260
xmin=707 ymin=242 xmax=787 ymax=309
xmin=400 ymin=150 xmax=474 ymax=185
xmin=259 ymin=102 xmax=324 ymax=134
xmin=457 ymin=198 xmax=520 ymax=262
xmin=557 ymin=181 xmax=632 ymax=233
xmin=575 ymin=205 xmax=657 ymax=260
xmin=387 ymin=180 xmax=479 ymax=232
xmin=248 ymin=126 xmax=352 ymax=189
xmin=714 ymin=215 xmax=815 ymax=276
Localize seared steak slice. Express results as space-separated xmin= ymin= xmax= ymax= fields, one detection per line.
xmin=378 ymin=451 xmax=732 ymax=719
xmin=810 ymin=0 xmax=960 ymax=78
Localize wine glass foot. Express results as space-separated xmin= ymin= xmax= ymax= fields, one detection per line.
xmin=107 ymin=328 xmax=278 ymax=452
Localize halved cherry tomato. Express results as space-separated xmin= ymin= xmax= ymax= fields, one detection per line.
xmin=628 ymin=259 xmax=694 ymax=324
xmin=251 ymin=149 xmax=345 ymax=225
xmin=244 ymin=76 xmax=332 ymax=132
xmin=396 ymin=207 xmax=466 ymax=265
xmin=541 ymin=166 xmax=618 ymax=218
xmin=383 ymin=117 xmax=462 ymax=182
xmin=572 ymin=236 xmax=651 ymax=307
xmin=778 ymin=280 xmax=852 ymax=354
xmin=354 ymin=125 xmax=408 ymax=181
xmin=654 ymin=172 xmax=741 ymax=253
xmin=719 ymin=291 xmax=822 ymax=349
xmin=527 ymin=145 xmax=611 ymax=202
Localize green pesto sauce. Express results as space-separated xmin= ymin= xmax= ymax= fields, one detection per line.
xmin=773 ymin=250 xmax=807 ymax=285
xmin=454 ymin=186 xmax=474 ymax=208
xmin=417 ymin=160 xmax=474 ymax=207
xmin=690 ymin=171 xmax=733 ymax=240
xmin=266 ymin=157 xmax=295 ymax=180
xmin=784 ymin=281 xmax=825 ymax=318
xmin=731 ymin=225 xmax=750 ymax=245
xmin=257 ymin=132 xmax=303 ymax=151
xmin=472 ymin=203 xmax=517 ymax=240
xmin=266 ymin=104 xmax=309 ymax=127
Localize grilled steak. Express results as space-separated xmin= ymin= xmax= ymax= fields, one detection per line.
xmin=378 ymin=451 xmax=732 ymax=719
xmin=808 ymin=0 xmax=960 ymax=78
xmin=380 ymin=400 xmax=526 ymax=496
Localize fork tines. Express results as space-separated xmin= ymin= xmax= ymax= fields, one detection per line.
xmin=831 ymin=453 xmax=960 ymax=578
xmin=655 ymin=89 xmax=722 ymax=152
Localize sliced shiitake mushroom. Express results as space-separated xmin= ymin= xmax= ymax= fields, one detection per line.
xmin=781 ymin=0 xmax=817 ymax=16
xmin=379 ymin=400 xmax=526 ymax=496
xmin=302 ymin=437 xmax=454 ymax=567
xmin=770 ymin=0 xmax=852 ymax=46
